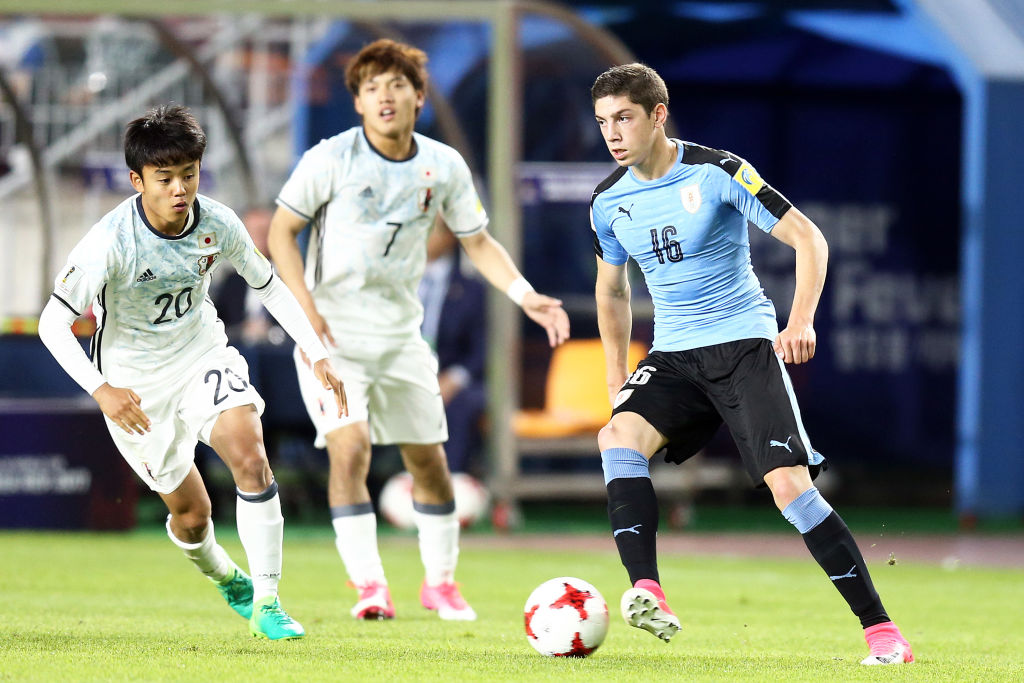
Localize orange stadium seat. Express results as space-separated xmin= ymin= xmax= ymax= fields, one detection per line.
xmin=514 ymin=338 xmax=648 ymax=439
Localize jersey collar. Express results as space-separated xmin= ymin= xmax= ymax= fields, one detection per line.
xmin=361 ymin=127 xmax=419 ymax=162
xmin=627 ymin=139 xmax=684 ymax=184
xmin=135 ymin=195 xmax=202 ymax=240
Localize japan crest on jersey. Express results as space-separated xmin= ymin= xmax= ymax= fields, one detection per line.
xmin=197 ymin=253 xmax=219 ymax=276
xmin=680 ymin=183 xmax=702 ymax=214
xmin=418 ymin=187 xmax=434 ymax=213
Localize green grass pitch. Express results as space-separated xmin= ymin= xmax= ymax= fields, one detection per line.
xmin=1 ymin=527 xmax=1022 ymax=681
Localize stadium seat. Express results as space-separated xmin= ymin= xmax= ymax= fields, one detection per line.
xmin=514 ymin=338 xmax=647 ymax=439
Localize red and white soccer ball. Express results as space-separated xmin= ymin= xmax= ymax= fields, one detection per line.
xmin=379 ymin=471 xmax=490 ymax=530
xmin=523 ymin=577 xmax=610 ymax=657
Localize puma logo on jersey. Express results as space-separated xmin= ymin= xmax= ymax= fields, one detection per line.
xmin=769 ymin=436 xmax=793 ymax=453
xmin=613 ymin=524 xmax=643 ymax=537
xmin=610 ymin=203 xmax=634 ymax=227
xmin=360 ymin=186 xmax=374 ymax=198
xmin=136 ymin=268 xmax=156 ymax=283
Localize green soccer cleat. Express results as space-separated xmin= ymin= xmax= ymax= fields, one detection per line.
xmin=214 ymin=565 xmax=254 ymax=620
xmin=249 ymin=596 xmax=305 ymax=640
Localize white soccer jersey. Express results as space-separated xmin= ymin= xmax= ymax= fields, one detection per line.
xmin=51 ymin=193 xmax=273 ymax=386
xmin=276 ymin=127 xmax=488 ymax=339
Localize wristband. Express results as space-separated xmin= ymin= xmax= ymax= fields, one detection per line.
xmin=505 ymin=277 xmax=535 ymax=306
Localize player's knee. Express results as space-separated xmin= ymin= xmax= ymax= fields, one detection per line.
xmin=597 ymin=421 xmax=628 ymax=452
xmin=172 ymin=510 xmax=212 ymax=541
xmin=326 ymin=446 xmax=370 ymax=482
xmin=765 ymin=467 xmax=813 ymax=510
xmin=231 ymin=448 xmax=270 ymax=485
xmin=325 ymin=429 xmax=370 ymax=462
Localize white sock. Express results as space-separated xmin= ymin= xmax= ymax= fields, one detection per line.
xmin=331 ymin=503 xmax=386 ymax=586
xmin=236 ymin=483 xmax=284 ymax=602
xmin=413 ymin=502 xmax=459 ymax=586
xmin=165 ymin=515 xmax=232 ymax=583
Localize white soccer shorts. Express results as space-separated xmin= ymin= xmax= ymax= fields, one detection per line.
xmin=107 ymin=344 xmax=265 ymax=494
xmin=294 ymin=334 xmax=448 ymax=448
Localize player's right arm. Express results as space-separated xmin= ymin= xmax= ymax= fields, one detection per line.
xmin=38 ymin=261 xmax=151 ymax=436
xmin=590 ymin=181 xmax=633 ymax=404
xmin=595 ymin=258 xmax=633 ymax=406
xmin=267 ymin=205 xmax=335 ymax=348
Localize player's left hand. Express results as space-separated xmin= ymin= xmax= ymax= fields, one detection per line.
xmin=313 ymin=357 xmax=348 ymax=417
xmin=521 ymin=291 xmax=570 ymax=347
xmin=774 ymin=322 xmax=816 ymax=364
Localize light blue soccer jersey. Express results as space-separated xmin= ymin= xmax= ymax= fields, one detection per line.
xmin=51 ymin=194 xmax=272 ymax=385
xmin=590 ymin=140 xmax=792 ymax=352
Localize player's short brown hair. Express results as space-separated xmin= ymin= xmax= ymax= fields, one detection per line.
xmin=591 ymin=63 xmax=669 ymax=116
xmin=344 ymin=39 xmax=429 ymax=97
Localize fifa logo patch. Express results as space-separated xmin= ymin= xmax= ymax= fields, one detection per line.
xmin=56 ymin=263 xmax=84 ymax=295
xmin=733 ymin=162 xmax=764 ymax=195
xmin=680 ymin=184 xmax=701 ymax=214
xmin=197 ymin=253 xmax=219 ymax=276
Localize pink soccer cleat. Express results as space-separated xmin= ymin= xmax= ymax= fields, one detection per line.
xmin=861 ymin=621 xmax=914 ymax=665
xmin=620 ymin=579 xmax=681 ymax=642
xmin=420 ymin=580 xmax=477 ymax=621
xmin=349 ymin=581 xmax=395 ymax=620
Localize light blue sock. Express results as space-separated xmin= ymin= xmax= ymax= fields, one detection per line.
xmin=600 ymin=447 xmax=650 ymax=484
xmin=781 ymin=486 xmax=833 ymax=534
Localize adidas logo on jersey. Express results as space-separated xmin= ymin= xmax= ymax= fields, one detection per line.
xmin=359 ymin=186 xmax=374 ymax=198
xmin=136 ymin=268 xmax=156 ymax=283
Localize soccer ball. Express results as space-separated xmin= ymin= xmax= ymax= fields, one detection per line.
xmin=523 ymin=577 xmax=610 ymax=657
xmin=378 ymin=471 xmax=490 ymax=530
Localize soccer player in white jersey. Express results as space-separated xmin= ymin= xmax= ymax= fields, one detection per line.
xmin=38 ymin=105 xmax=347 ymax=640
xmin=268 ymin=39 xmax=570 ymax=621
xmin=589 ymin=64 xmax=912 ymax=665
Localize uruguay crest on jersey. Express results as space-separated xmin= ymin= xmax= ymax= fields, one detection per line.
xmin=590 ymin=139 xmax=793 ymax=353
xmin=680 ymin=183 xmax=702 ymax=214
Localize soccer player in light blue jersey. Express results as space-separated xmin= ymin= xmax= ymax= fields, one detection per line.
xmin=38 ymin=105 xmax=347 ymax=640
xmin=589 ymin=64 xmax=912 ymax=665
xmin=268 ymin=40 xmax=569 ymax=622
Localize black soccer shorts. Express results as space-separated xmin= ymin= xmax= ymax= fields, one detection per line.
xmin=610 ymin=338 xmax=825 ymax=486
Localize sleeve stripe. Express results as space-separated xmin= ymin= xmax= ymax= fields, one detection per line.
xmin=275 ymin=198 xmax=313 ymax=221
xmin=253 ymin=269 xmax=275 ymax=290
xmin=451 ymin=221 xmax=488 ymax=237
xmin=756 ymin=185 xmax=793 ymax=220
xmin=51 ymin=293 xmax=81 ymax=317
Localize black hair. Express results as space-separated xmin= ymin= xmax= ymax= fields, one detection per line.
xmin=124 ymin=104 xmax=206 ymax=175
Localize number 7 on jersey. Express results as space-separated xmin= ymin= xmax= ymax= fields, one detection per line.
xmin=383 ymin=221 xmax=403 ymax=256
